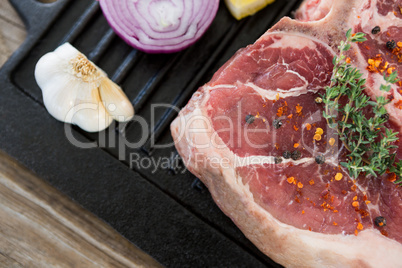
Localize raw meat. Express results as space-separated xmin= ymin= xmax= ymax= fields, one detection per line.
xmin=171 ymin=0 xmax=402 ymax=266
xmin=295 ymin=0 xmax=333 ymax=22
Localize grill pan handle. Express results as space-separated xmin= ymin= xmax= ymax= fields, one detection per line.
xmin=9 ymin=0 xmax=67 ymax=35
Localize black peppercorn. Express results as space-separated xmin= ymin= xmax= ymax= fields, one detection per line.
xmin=374 ymin=216 xmax=386 ymax=227
xmin=381 ymin=113 xmax=389 ymax=121
xmin=291 ymin=150 xmax=301 ymax=160
xmin=273 ymin=119 xmax=283 ymax=129
xmin=315 ymin=155 xmax=325 ymax=164
xmin=386 ymin=40 xmax=396 ymax=50
xmin=274 ymin=156 xmax=283 ymax=164
xmin=371 ymin=26 xmax=381 ymax=34
xmin=245 ymin=114 xmax=255 ymax=124
xmin=283 ymin=151 xmax=291 ymax=159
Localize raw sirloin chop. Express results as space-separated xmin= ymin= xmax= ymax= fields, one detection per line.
xmin=171 ymin=0 xmax=402 ymax=266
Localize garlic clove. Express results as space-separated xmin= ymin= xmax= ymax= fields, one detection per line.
xmin=54 ymin=42 xmax=80 ymax=61
xmin=41 ymin=75 xmax=112 ymax=132
xmin=35 ymin=52 xmax=70 ymax=95
xmin=68 ymin=81 xmax=112 ymax=132
xmin=98 ymin=77 xmax=134 ymax=122
xmin=34 ymin=42 xmax=134 ymax=132
xmin=41 ymin=72 xmax=79 ymax=123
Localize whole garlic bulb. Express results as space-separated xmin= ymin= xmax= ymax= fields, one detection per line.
xmin=34 ymin=43 xmax=134 ymax=132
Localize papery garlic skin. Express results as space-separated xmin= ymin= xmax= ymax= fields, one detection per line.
xmin=35 ymin=43 xmax=134 ymax=132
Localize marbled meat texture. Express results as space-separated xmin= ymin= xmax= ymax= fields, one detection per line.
xmin=171 ymin=0 xmax=402 ymax=267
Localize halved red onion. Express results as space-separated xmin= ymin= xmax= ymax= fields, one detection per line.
xmin=98 ymin=0 xmax=220 ymax=53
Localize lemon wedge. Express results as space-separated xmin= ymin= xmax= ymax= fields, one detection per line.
xmin=225 ymin=0 xmax=276 ymax=20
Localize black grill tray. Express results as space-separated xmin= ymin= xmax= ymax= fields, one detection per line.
xmin=0 ymin=0 xmax=302 ymax=266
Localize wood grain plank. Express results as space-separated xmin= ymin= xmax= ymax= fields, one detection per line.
xmin=0 ymin=0 xmax=27 ymax=66
xmin=0 ymin=149 xmax=162 ymax=267
xmin=0 ymin=0 xmax=26 ymax=28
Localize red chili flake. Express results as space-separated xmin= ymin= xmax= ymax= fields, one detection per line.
xmin=359 ymin=209 xmax=369 ymax=218
xmin=293 ymin=125 xmax=299 ymax=131
xmin=333 ymin=222 xmax=338 ymax=226
xmin=277 ymin=107 xmax=284 ymax=117
xmin=388 ymin=173 xmax=397 ymax=182
xmin=313 ymin=134 xmax=322 ymax=141
xmin=295 ymin=104 xmax=303 ymax=115
xmin=325 ymin=138 xmax=334 ymax=147
xmin=367 ymin=55 xmax=389 ymax=73
xmin=287 ymin=114 xmax=293 ymax=119
xmin=365 ymin=45 xmax=370 ymax=50
xmin=345 ymin=57 xmax=351 ymax=63
xmin=309 ymin=227 xmax=312 ymax=231
xmin=351 ymin=185 xmax=357 ymax=191
xmin=275 ymin=143 xmax=279 ymax=150
xmin=387 ymin=67 xmax=395 ymax=74
xmin=302 ymin=210 xmax=305 ymax=214
xmin=333 ymin=210 xmax=339 ymax=213
xmin=295 ymin=196 xmax=301 ymax=203
xmin=335 ymin=173 xmax=343 ymax=181
xmin=297 ymin=182 xmax=303 ymax=189
xmin=309 ymin=179 xmax=315 ymax=185
xmin=357 ymin=223 xmax=364 ymax=230
xmin=354 ymin=230 xmax=359 ymax=236
xmin=381 ymin=230 xmax=388 ymax=237
xmin=294 ymin=143 xmax=300 ymax=148
xmin=394 ymin=100 xmax=402 ymax=110
xmin=287 ymin=177 xmax=295 ymax=184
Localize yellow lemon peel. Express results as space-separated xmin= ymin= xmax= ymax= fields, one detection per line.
xmin=224 ymin=0 xmax=276 ymax=20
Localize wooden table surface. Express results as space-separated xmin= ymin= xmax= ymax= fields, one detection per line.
xmin=0 ymin=1 xmax=161 ymax=267
xmin=0 ymin=0 xmax=26 ymax=67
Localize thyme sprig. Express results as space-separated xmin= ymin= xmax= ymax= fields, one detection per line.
xmin=323 ymin=29 xmax=402 ymax=184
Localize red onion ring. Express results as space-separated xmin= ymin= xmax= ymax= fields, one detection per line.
xmin=98 ymin=0 xmax=220 ymax=53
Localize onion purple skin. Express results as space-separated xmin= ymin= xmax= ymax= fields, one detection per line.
xmin=98 ymin=0 xmax=220 ymax=54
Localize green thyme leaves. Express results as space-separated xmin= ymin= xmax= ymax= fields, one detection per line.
xmin=322 ymin=29 xmax=402 ymax=184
